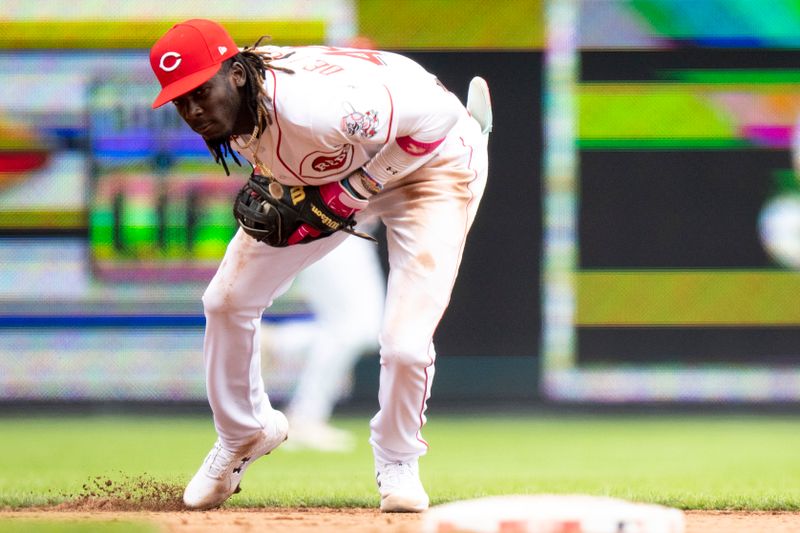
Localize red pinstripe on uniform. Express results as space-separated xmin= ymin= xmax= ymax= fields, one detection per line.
xmin=267 ymin=70 xmax=311 ymax=185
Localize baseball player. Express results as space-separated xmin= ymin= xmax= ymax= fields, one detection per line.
xmin=262 ymin=226 xmax=385 ymax=452
xmin=149 ymin=19 xmax=491 ymax=512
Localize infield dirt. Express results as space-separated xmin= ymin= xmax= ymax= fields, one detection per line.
xmin=3 ymin=509 xmax=800 ymax=532
xmin=3 ymin=476 xmax=799 ymax=532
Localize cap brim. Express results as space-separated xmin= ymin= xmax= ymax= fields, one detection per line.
xmin=151 ymin=63 xmax=222 ymax=109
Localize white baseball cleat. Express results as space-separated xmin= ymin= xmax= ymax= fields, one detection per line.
xmin=183 ymin=410 xmax=289 ymax=510
xmin=466 ymin=76 xmax=493 ymax=135
xmin=375 ymin=459 xmax=430 ymax=513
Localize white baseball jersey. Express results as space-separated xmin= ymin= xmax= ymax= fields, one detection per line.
xmin=202 ymin=45 xmax=489 ymax=467
xmin=237 ymin=45 xmax=468 ymax=190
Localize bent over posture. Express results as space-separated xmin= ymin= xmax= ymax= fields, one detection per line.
xmin=149 ymin=19 xmax=492 ymax=512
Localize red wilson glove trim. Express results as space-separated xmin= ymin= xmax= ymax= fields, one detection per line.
xmin=286 ymin=180 xmax=368 ymax=245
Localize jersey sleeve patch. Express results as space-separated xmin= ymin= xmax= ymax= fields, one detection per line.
xmin=341 ymin=106 xmax=381 ymax=139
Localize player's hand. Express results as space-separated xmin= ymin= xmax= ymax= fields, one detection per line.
xmin=233 ymin=172 xmax=372 ymax=247
xmin=286 ymin=180 xmax=369 ymax=245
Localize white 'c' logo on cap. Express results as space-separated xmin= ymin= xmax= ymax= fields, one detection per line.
xmin=159 ymin=52 xmax=182 ymax=72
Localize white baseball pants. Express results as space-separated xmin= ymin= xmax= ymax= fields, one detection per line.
xmin=201 ymin=114 xmax=488 ymax=463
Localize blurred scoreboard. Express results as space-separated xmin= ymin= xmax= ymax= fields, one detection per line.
xmin=0 ymin=3 xmax=345 ymax=401
xmin=0 ymin=59 xmax=306 ymax=402
xmin=88 ymin=81 xmax=240 ymax=282
xmin=541 ymin=0 xmax=800 ymax=403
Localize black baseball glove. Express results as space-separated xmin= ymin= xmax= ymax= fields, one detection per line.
xmin=233 ymin=171 xmax=373 ymax=247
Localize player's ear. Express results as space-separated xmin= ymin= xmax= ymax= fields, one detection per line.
xmin=229 ymin=61 xmax=247 ymax=88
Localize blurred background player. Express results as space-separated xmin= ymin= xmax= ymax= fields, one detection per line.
xmin=261 ymin=223 xmax=385 ymax=452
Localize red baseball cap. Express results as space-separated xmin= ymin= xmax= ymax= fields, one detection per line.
xmin=150 ymin=19 xmax=239 ymax=109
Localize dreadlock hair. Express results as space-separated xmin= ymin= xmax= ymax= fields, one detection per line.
xmin=206 ymin=36 xmax=295 ymax=175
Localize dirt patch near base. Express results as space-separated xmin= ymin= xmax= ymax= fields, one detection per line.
xmin=54 ymin=474 xmax=185 ymax=512
xmin=2 ymin=509 xmax=799 ymax=533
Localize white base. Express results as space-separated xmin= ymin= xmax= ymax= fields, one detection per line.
xmin=422 ymin=494 xmax=685 ymax=533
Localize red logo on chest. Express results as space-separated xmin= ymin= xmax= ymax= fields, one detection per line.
xmin=313 ymin=151 xmax=348 ymax=171
xmin=300 ymin=144 xmax=354 ymax=178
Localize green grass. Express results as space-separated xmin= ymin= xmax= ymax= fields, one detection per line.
xmin=0 ymin=520 xmax=157 ymax=533
xmin=1 ymin=413 xmax=799 ymax=510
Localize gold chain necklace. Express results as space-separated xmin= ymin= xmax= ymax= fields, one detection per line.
xmin=232 ymin=107 xmax=271 ymax=175
xmin=233 ymin=106 xmax=263 ymax=150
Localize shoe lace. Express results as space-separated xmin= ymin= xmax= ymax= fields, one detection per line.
xmin=204 ymin=441 xmax=237 ymax=479
xmin=379 ymin=462 xmax=416 ymax=490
